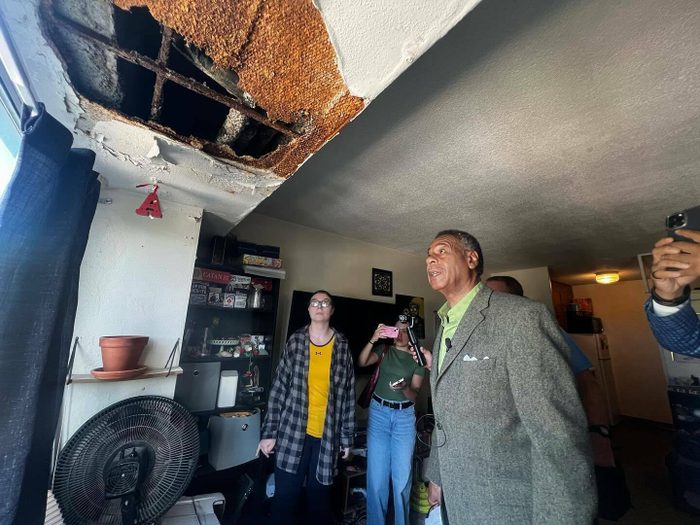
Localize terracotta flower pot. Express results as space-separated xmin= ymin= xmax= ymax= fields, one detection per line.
xmin=99 ymin=336 xmax=149 ymax=371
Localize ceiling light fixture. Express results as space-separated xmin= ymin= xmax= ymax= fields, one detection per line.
xmin=595 ymin=272 xmax=620 ymax=284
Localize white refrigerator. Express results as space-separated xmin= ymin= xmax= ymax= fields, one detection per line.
xmin=569 ymin=333 xmax=621 ymax=426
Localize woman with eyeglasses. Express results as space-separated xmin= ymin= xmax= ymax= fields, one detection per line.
xmin=358 ymin=319 xmax=426 ymax=525
xmin=258 ymin=290 xmax=355 ymax=525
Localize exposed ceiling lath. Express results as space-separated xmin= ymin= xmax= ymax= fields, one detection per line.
xmin=40 ymin=0 xmax=366 ymax=177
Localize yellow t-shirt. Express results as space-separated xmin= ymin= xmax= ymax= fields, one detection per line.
xmin=306 ymin=336 xmax=334 ymax=438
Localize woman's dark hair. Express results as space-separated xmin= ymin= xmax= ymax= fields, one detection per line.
xmin=310 ymin=289 xmax=334 ymax=306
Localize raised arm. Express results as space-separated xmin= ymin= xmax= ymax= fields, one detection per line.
xmin=357 ymin=324 xmax=385 ymax=366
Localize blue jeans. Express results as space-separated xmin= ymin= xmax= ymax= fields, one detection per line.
xmin=367 ymin=398 xmax=416 ymax=525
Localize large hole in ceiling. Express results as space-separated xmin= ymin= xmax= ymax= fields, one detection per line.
xmin=41 ymin=0 xmax=295 ymax=162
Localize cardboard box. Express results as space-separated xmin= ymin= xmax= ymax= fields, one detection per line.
xmin=229 ymin=274 xmax=252 ymax=289
xmin=239 ymin=254 xmax=283 ymax=269
xmin=223 ymin=293 xmax=235 ymax=308
xmin=190 ymin=281 xmax=208 ymax=305
xmin=208 ymin=287 xmax=223 ymax=306
xmin=233 ymin=291 xmax=247 ymax=308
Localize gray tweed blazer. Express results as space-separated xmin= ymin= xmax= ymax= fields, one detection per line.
xmin=425 ymin=285 xmax=596 ymax=524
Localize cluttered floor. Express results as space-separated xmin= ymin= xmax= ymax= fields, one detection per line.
xmin=600 ymin=418 xmax=696 ymax=525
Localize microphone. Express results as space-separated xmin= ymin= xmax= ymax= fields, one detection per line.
xmin=445 ymin=338 xmax=452 ymax=351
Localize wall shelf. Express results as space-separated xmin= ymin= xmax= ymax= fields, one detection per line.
xmin=70 ymin=367 xmax=183 ymax=384
xmin=188 ymin=303 xmax=274 ymax=313
xmin=181 ymin=355 xmax=270 ymax=363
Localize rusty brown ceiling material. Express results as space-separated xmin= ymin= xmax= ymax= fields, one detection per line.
xmin=112 ymin=0 xmax=365 ymax=177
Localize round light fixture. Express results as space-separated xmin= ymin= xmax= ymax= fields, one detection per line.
xmin=595 ymin=272 xmax=620 ymax=284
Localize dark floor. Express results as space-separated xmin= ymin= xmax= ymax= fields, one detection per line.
xmin=600 ymin=418 xmax=698 ymax=525
xmin=217 ymin=419 xmax=699 ymax=524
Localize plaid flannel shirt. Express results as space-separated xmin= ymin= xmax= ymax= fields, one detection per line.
xmin=261 ymin=326 xmax=355 ymax=485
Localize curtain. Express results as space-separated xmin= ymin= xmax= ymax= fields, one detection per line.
xmin=0 ymin=104 xmax=100 ymax=525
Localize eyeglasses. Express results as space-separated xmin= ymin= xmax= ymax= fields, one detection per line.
xmin=309 ymin=299 xmax=332 ymax=308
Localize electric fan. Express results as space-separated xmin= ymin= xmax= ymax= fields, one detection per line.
xmin=53 ymin=396 xmax=199 ymax=525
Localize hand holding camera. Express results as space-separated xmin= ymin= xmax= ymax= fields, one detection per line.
xmin=380 ymin=326 xmax=399 ymax=339
xmin=652 ymin=206 xmax=700 ymax=302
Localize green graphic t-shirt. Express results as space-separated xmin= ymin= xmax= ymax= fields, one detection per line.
xmin=371 ymin=345 xmax=426 ymax=401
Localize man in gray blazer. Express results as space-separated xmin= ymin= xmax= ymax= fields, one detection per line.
xmin=419 ymin=230 xmax=596 ymax=524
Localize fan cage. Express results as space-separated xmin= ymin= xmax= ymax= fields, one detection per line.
xmin=53 ymin=396 xmax=199 ymax=525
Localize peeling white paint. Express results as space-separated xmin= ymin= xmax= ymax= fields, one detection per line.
xmin=316 ymin=0 xmax=482 ymax=100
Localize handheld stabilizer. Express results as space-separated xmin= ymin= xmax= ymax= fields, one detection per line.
xmin=399 ymin=313 xmax=426 ymax=367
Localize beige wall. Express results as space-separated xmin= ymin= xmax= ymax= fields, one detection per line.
xmin=232 ymin=213 xmax=443 ymax=417
xmin=573 ymin=280 xmax=672 ymax=424
xmin=233 ymin=213 xmax=443 ymax=353
xmin=488 ymin=266 xmax=554 ymax=312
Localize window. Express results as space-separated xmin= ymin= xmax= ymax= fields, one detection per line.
xmin=0 ymin=35 xmax=21 ymax=200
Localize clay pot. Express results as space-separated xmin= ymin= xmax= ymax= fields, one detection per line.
xmin=99 ymin=336 xmax=149 ymax=371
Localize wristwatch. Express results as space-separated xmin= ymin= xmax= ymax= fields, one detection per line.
xmin=651 ymin=285 xmax=691 ymax=307
xmin=588 ymin=424 xmax=611 ymax=438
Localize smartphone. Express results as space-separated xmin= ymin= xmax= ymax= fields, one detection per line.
xmin=380 ymin=326 xmax=399 ymax=339
xmin=666 ymin=205 xmax=700 ymax=243
xmin=390 ymin=378 xmax=405 ymax=388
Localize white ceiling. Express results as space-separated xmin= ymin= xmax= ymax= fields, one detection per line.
xmin=255 ymin=0 xmax=700 ymax=286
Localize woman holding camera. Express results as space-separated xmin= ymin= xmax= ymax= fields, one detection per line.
xmin=358 ymin=320 xmax=426 ymax=525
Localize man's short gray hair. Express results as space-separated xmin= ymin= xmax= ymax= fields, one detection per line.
xmin=434 ymin=229 xmax=484 ymax=276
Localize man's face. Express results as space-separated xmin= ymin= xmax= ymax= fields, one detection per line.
xmin=409 ymin=303 xmax=419 ymax=316
xmin=308 ymin=292 xmax=334 ymax=322
xmin=486 ymin=280 xmax=509 ymax=294
xmin=426 ymin=235 xmax=478 ymax=295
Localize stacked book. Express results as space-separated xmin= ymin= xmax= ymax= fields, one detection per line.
xmin=239 ymin=254 xmax=286 ymax=279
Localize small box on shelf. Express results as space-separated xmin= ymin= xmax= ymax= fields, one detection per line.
xmin=190 ymin=281 xmax=208 ymax=305
xmin=222 ymin=293 xmax=235 ymax=308
xmin=207 ymin=287 xmax=223 ymax=306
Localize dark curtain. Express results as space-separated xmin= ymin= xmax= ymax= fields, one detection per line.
xmin=0 ymin=104 xmax=100 ymax=525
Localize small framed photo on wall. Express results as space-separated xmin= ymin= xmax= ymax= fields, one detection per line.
xmin=372 ymin=268 xmax=393 ymax=297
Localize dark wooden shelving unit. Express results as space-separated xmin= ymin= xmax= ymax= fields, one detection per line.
xmin=175 ymin=255 xmax=281 ymax=416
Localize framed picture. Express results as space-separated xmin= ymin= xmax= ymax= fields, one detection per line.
xmin=396 ymin=294 xmax=426 ymax=339
xmin=637 ymin=252 xmax=653 ymax=293
xmin=372 ymin=268 xmax=393 ymax=297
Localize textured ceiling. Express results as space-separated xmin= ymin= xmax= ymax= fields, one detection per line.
xmin=256 ymin=0 xmax=700 ymax=286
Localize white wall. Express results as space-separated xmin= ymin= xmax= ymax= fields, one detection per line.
xmin=488 ymin=266 xmax=554 ymax=312
xmin=573 ymin=280 xmax=672 ymax=424
xmin=63 ymin=188 xmax=202 ymax=441
xmin=232 ymin=213 xmax=443 ymax=355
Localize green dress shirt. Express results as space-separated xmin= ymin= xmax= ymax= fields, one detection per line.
xmin=436 ymin=282 xmax=483 ymax=372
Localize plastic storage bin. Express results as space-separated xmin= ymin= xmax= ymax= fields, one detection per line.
xmin=208 ymin=409 xmax=260 ymax=470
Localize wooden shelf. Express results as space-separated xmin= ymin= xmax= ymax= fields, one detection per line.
xmin=188 ymin=303 xmax=274 ymax=313
xmin=70 ymin=367 xmax=183 ymax=384
xmin=181 ymin=355 xmax=270 ymax=363
xmin=191 ymin=401 xmax=266 ymax=417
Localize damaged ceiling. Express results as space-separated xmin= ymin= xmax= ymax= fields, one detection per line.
xmin=40 ymin=0 xmax=365 ymax=177
xmin=2 ymin=0 xmax=479 ymax=223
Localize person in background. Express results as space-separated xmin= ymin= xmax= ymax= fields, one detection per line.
xmin=358 ymin=319 xmax=426 ymax=525
xmin=645 ymin=228 xmax=700 ymax=355
xmin=257 ymin=290 xmax=355 ymax=525
xmin=485 ymin=276 xmax=615 ymax=467
xmin=415 ymin=230 xmax=595 ymax=524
